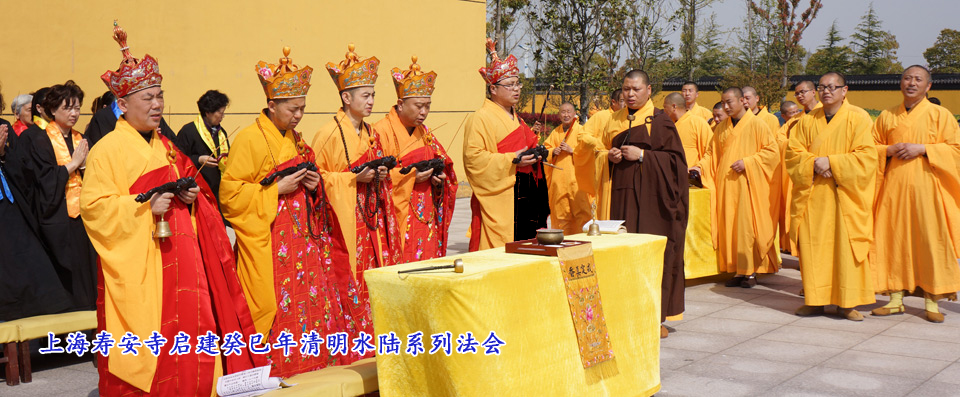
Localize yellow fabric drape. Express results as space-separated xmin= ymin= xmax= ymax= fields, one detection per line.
xmin=696 ymin=110 xmax=781 ymax=275
xmin=193 ymin=114 xmax=230 ymax=156
xmin=674 ymin=111 xmax=714 ymax=166
xmin=871 ymin=98 xmax=960 ymax=299
xmin=578 ymin=100 xmax=655 ymax=220
xmin=786 ymin=101 xmax=878 ymax=307
xmin=462 ymin=99 xmax=522 ymax=249
xmin=365 ymin=233 xmax=665 ymax=397
xmin=79 ymin=119 xmax=172 ymax=391
xmin=684 ymin=188 xmax=720 ymax=279
xmin=44 ymin=123 xmax=83 ymax=218
xmin=219 ymin=112 xmax=300 ymax=335
xmin=544 ymin=122 xmax=593 ymax=235
xmin=33 ymin=115 xmax=48 ymax=130
xmin=374 ymin=107 xmax=426 ymax=243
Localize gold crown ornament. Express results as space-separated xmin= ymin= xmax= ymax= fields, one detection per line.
xmin=391 ymin=56 xmax=437 ymax=99
xmin=478 ymin=38 xmax=519 ymax=85
xmin=256 ymin=47 xmax=313 ymax=99
xmin=326 ymin=44 xmax=379 ymax=92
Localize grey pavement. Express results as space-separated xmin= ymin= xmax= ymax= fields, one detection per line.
xmin=5 ymin=197 xmax=959 ymax=396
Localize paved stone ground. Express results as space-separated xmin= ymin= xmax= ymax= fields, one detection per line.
xmin=4 ymin=197 xmax=959 ymax=396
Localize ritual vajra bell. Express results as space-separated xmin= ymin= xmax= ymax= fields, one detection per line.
xmin=155 ymin=214 xmax=173 ymax=240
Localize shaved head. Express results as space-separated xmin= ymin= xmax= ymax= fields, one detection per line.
xmin=664 ymin=92 xmax=685 ymax=108
xmin=624 ymin=69 xmax=650 ymax=86
xmin=742 ymin=86 xmax=758 ymax=97
xmin=723 ymin=87 xmax=744 ymax=99
xmin=780 ymin=101 xmax=802 ymax=119
xmin=713 ymin=101 xmax=723 ymax=110
xmin=796 ymin=80 xmax=816 ymax=91
xmin=821 ymin=72 xmax=846 ymax=87
xmin=903 ymin=65 xmax=932 ymax=81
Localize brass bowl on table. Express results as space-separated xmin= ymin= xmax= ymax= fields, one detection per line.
xmin=536 ymin=229 xmax=564 ymax=245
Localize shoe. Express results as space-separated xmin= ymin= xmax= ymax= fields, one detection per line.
xmin=798 ymin=288 xmax=804 ymax=297
xmin=926 ymin=310 xmax=945 ymax=323
xmin=795 ymin=305 xmax=824 ymax=316
xmin=740 ymin=274 xmax=757 ymax=288
xmin=838 ymin=308 xmax=864 ymax=321
xmin=725 ymin=275 xmax=745 ymax=287
xmin=660 ymin=325 xmax=669 ymax=339
xmin=870 ymin=305 xmax=905 ymax=316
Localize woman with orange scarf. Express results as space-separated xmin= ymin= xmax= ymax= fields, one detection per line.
xmin=18 ymin=80 xmax=97 ymax=311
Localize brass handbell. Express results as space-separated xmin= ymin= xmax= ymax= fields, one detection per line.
xmin=587 ymin=221 xmax=602 ymax=236
xmin=155 ymin=214 xmax=172 ymax=240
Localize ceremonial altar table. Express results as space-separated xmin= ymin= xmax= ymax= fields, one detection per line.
xmin=364 ymin=233 xmax=666 ymax=396
xmin=684 ymin=187 xmax=721 ymax=279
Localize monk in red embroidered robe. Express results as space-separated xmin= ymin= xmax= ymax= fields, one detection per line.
xmin=312 ymin=45 xmax=403 ymax=349
xmin=376 ymin=56 xmax=457 ymax=262
xmin=221 ymin=48 xmax=358 ymax=376
xmin=81 ymin=25 xmax=261 ymax=395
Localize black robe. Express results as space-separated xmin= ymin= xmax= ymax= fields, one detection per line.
xmin=0 ymin=163 xmax=73 ymax=320
xmin=514 ymin=166 xmax=550 ymax=241
xmin=610 ymin=109 xmax=689 ymax=320
xmin=85 ymin=106 xmax=177 ymax=148
xmin=174 ymin=120 xmax=228 ymax=205
xmin=18 ymin=126 xmax=97 ymax=311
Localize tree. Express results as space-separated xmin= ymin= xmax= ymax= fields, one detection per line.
xmin=695 ymin=14 xmax=731 ymax=78
xmin=487 ymin=0 xmax=530 ymax=55
xmin=805 ymin=20 xmax=854 ymax=75
xmin=924 ymin=29 xmax=960 ymax=73
xmin=728 ymin=0 xmax=785 ymax=109
xmin=849 ymin=4 xmax=902 ymax=74
xmin=675 ymin=0 xmax=717 ymax=80
xmin=623 ymin=0 xmax=675 ymax=72
xmin=526 ymin=0 xmax=630 ymax=120
xmin=749 ymin=0 xmax=822 ymax=87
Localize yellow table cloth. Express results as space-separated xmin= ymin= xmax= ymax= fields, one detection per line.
xmin=684 ymin=188 xmax=721 ymax=279
xmin=364 ymin=233 xmax=666 ymax=397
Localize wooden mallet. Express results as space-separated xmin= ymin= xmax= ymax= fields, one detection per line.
xmin=398 ymin=258 xmax=464 ymax=274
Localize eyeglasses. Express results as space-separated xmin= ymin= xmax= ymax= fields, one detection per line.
xmin=495 ymin=82 xmax=523 ymax=90
xmin=817 ymin=85 xmax=844 ymax=93
xmin=795 ymin=89 xmax=814 ymax=96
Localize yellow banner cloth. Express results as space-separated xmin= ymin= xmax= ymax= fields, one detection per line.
xmin=556 ymin=242 xmax=614 ymax=368
xmin=364 ymin=233 xmax=665 ymax=396
xmin=684 ymin=187 xmax=721 ymax=279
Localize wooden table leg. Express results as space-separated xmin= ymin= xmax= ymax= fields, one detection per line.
xmin=3 ymin=342 xmax=19 ymax=386
xmin=18 ymin=340 xmax=31 ymax=383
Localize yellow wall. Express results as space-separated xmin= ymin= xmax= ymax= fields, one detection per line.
xmin=0 ymin=0 xmax=486 ymax=177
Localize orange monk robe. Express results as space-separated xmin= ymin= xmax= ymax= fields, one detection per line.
xmin=543 ymin=121 xmax=592 ymax=235
xmin=688 ymin=102 xmax=714 ymax=122
xmin=375 ymin=107 xmax=458 ymax=261
xmin=786 ymin=102 xmax=878 ymax=307
xmin=674 ymin=111 xmax=714 ymax=165
xmin=312 ymin=109 xmax=403 ymax=274
xmin=776 ymin=113 xmax=803 ymax=253
xmin=462 ymin=99 xmax=527 ymax=249
xmin=872 ymin=98 xmax=960 ymax=300
xmin=578 ymin=99 xmax=656 ymax=220
xmin=696 ymin=111 xmax=781 ymax=275
xmin=756 ymin=106 xmax=782 ymax=132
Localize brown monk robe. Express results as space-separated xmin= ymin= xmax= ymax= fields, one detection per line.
xmin=609 ymin=70 xmax=689 ymax=329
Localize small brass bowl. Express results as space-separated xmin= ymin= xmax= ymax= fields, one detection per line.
xmin=536 ymin=229 xmax=564 ymax=245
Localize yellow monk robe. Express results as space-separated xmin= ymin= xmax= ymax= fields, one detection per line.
xmin=543 ymin=121 xmax=592 ymax=235
xmin=872 ymin=98 xmax=960 ymax=300
xmin=756 ymin=106 xmax=782 ymax=133
xmin=776 ymin=113 xmax=803 ymax=253
xmin=80 ymin=119 xmax=227 ymax=393
xmin=786 ymin=102 xmax=878 ymax=307
xmin=688 ymin=102 xmax=713 ymax=122
xmin=575 ymin=108 xmax=612 ymax=217
xmin=696 ymin=111 xmax=781 ymax=275
xmin=462 ymin=99 xmax=539 ymax=250
xmin=578 ymin=99 xmax=656 ymax=220
xmin=674 ymin=111 xmax=714 ymax=165
xmin=375 ymin=107 xmax=458 ymax=262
